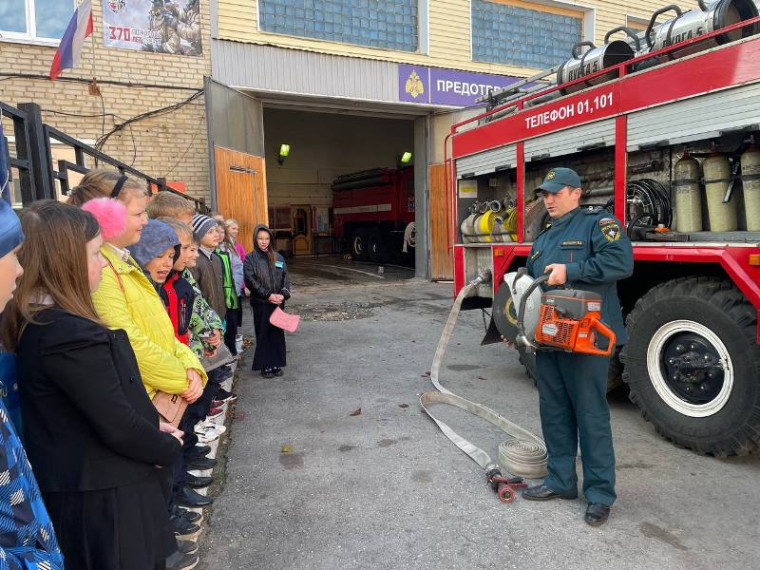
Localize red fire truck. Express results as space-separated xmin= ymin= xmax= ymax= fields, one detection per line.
xmin=332 ymin=167 xmax=415 ymax=262
xmin=448 ymin=3 xmax=760 ymax=456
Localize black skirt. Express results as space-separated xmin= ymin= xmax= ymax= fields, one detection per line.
xmin=251 ymin=302 xmax=287 ymax=371
xmin=44 ymin=471 xmax=174 ymax=570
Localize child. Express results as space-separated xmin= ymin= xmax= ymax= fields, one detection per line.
xmin=0 ymin=198 xmax=65 ymax=570
xmin=162 ymin=219 xmax=230 ymax=443
xmin=146 ymin=191 xmax=196 ymax=225
xmin=127 ymin=221 xmax=219 ymax=518
xmin=190 ymin=214 xmax=226 ymax=323
xmin=3 ymin=201 xmax=181 ymax=570
xmin=244 ymin=224 xmax=291 ymax=378
xmin=215 ymin=222 xmax=242 ymax=356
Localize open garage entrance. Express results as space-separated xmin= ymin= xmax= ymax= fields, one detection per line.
xmin=262 ymin=107 xmax=418 ymax=274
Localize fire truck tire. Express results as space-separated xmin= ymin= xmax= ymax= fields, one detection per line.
xmin=350 ymin=229 xmax=369 ymax=261
xmin=367 ymin=229 xmax=387 ymax=263
xmin=621 ymin=276 xmax=760 ymax=457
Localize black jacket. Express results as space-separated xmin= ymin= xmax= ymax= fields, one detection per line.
xmin=243 ymin=249 xmax=291 ymax=305
xmin=16 ymin=308 xmax=181 ymax=492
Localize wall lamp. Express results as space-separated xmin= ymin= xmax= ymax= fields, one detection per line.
xmin=278 ymin=143 xmax=291 ymax=166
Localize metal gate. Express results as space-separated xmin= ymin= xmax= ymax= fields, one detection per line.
xmin=1 ymin=101 xmax=208 ymax=211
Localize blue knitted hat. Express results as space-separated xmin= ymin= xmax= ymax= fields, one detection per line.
xmin=0 ymin=199 xmax=23 ymax=259
xmin=127 ymin=219 xmax=179 ymax=268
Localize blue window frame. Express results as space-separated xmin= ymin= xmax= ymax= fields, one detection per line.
xmin=260 ymin=0 xmax=418 ymax=52
xmin=472 ymin=0 xmax=582 ymax=69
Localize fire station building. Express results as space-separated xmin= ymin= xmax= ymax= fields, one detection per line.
xmin=208 ymin=0 xmax=688 ymax=279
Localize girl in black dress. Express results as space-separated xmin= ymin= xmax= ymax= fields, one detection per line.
xmin=243 ymin=224 xmax=291 ymax=378
xmin=1 ymin=201 xmax=183 ymax=570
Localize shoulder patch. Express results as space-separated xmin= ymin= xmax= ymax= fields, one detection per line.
xmin=598 ymin=218 xmax=621 ymax=242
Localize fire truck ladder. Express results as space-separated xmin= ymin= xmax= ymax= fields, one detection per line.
xmin=481 ymin=65 xmax=561 ymax=111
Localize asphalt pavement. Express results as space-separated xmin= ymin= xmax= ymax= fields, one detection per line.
xmin=198 ymin=256 xmax=759 ymax=570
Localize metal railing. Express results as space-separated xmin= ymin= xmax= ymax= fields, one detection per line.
xmin=2 ymin=101 xmax=208 ymax=213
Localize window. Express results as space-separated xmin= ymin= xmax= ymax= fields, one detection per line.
xmin=471 ymin=0 xmax=583 ymax=69
xmin=0 ymin=0 xmax=76 ymax=43
xmin=259 ymin=0 xmax=419 ymax=52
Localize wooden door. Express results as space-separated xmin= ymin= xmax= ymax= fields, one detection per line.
xmin=214 ymin=146 xmax=268 ymax=253
xmin=429 ymin=163 xmax=453 ymax=280
xmin=292 ymin=205 xmax=312 ymax=255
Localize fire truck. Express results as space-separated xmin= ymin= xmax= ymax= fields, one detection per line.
xmin=332 ymin=167 xmax=415 ymax=262
xmin=448 ymin=0 xmax=760 ymax=457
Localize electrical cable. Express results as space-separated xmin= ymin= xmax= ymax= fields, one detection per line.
xmin=95 ymin=90 xmax=203 ymax=151
xmin=0 ymin=73 xmax=201 ymax=91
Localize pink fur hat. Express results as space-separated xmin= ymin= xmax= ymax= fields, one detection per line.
xmin=81 ymin=197 xmax=127 ymax=241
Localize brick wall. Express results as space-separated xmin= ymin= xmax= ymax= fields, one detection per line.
xmin=0 ymin=1 xmax=212 ymax=204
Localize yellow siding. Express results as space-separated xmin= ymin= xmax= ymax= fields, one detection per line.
xmin=217 ymin=0 xmax=699 ymax=78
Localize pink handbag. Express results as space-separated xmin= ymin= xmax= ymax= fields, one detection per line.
xmin=269 ymin=306 xmax=300 ymax=332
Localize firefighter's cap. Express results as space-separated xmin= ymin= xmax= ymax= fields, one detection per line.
xmin=536 ymin=167 xmax=582 ymax=194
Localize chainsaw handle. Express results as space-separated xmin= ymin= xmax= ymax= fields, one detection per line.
xmin=583 ymin=317 xmax=617 ymax=357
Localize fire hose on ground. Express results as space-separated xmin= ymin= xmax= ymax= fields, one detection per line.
xmin=419 ymin=270 xmax=548 ymax=503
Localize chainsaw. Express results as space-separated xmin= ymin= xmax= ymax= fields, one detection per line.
xmin=494 ymin=268 xmax=616 ymax=357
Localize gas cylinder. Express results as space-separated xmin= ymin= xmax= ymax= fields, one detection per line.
xmin=673 ymin=153 xmax=703 ymax=233
xmin=740 ymin=146 xmax=760 ymax=231
xmin=557 ymin=40 xmax=635 ymax=94
xmin=645 ymin=0 xmax=758 ymax=57
xmin=702 ymin=153 xmax=738 ymax=232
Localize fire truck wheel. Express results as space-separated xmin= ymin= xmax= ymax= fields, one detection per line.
xmin=350 ymin=229 xmax=369 ymax=261
xmin=368 ymin=229 xmax=387 ymax=263
xmin=621 ymin=276 xmax=760 ymax=457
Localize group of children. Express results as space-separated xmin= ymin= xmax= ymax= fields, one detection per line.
xmin=0 ymin=168 xmax=285 ymax=570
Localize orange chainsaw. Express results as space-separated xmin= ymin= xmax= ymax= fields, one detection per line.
xmin=513 ymin=270 xmax=616 ymax=357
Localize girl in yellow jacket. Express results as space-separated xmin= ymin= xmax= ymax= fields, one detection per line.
xmin=69 ymin=170 xmax=206 ymax=402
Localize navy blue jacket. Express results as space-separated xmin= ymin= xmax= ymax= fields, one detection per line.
xmin=526 ymin=207 xmax=634 ymax=344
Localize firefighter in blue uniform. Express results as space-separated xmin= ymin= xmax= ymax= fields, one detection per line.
xmin=522 ymin=168 xmax=633 ymax=526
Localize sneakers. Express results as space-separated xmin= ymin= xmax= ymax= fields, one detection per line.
xmin=206 ymin=406 xmax=225 ymax=420
xmin=215 ymin=388 xmax=237 ymax=403
xmin=186 ymin=472 xmax=213 ymax=489
xmin=186 ymin=455 xmax=217 ymax=471
xmin=195 ymin=422 xmax=226 ymax=444
xmin=166 ymin=550 xmax=199 ymax=570
xmin=174 ymin=505 xmax=202 ymax=525
xmin=171 ymin=512 xmax=202 ymax=541
xmin=176 ymin=485 xmax=213 ymax=509
xmin=190 ymin=444 xmax=211 ymax=456
xmin=176 ymin=539 xmax=198 ymax=555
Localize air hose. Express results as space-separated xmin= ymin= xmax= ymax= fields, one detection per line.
xmin=419 ymin=273 xmax=548 ymax=502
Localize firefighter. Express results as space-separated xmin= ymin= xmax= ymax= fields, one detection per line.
xmin=522 ymin=167 xmax=633 ymax=526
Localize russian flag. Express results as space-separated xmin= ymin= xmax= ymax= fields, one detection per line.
xmin=49 ymin=0 xmax=93 ymax=81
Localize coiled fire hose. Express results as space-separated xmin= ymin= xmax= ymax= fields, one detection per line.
xmin=419 ymin=272 xmax=548 ymax=503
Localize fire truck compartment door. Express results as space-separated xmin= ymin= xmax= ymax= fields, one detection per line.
xmin=628 ymin=82 xmax=760 ymax=151
xmin=524 ymin=119 xmax=615 ymax=161
xmin=456 ymin=144 xmax=516 ymax=178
